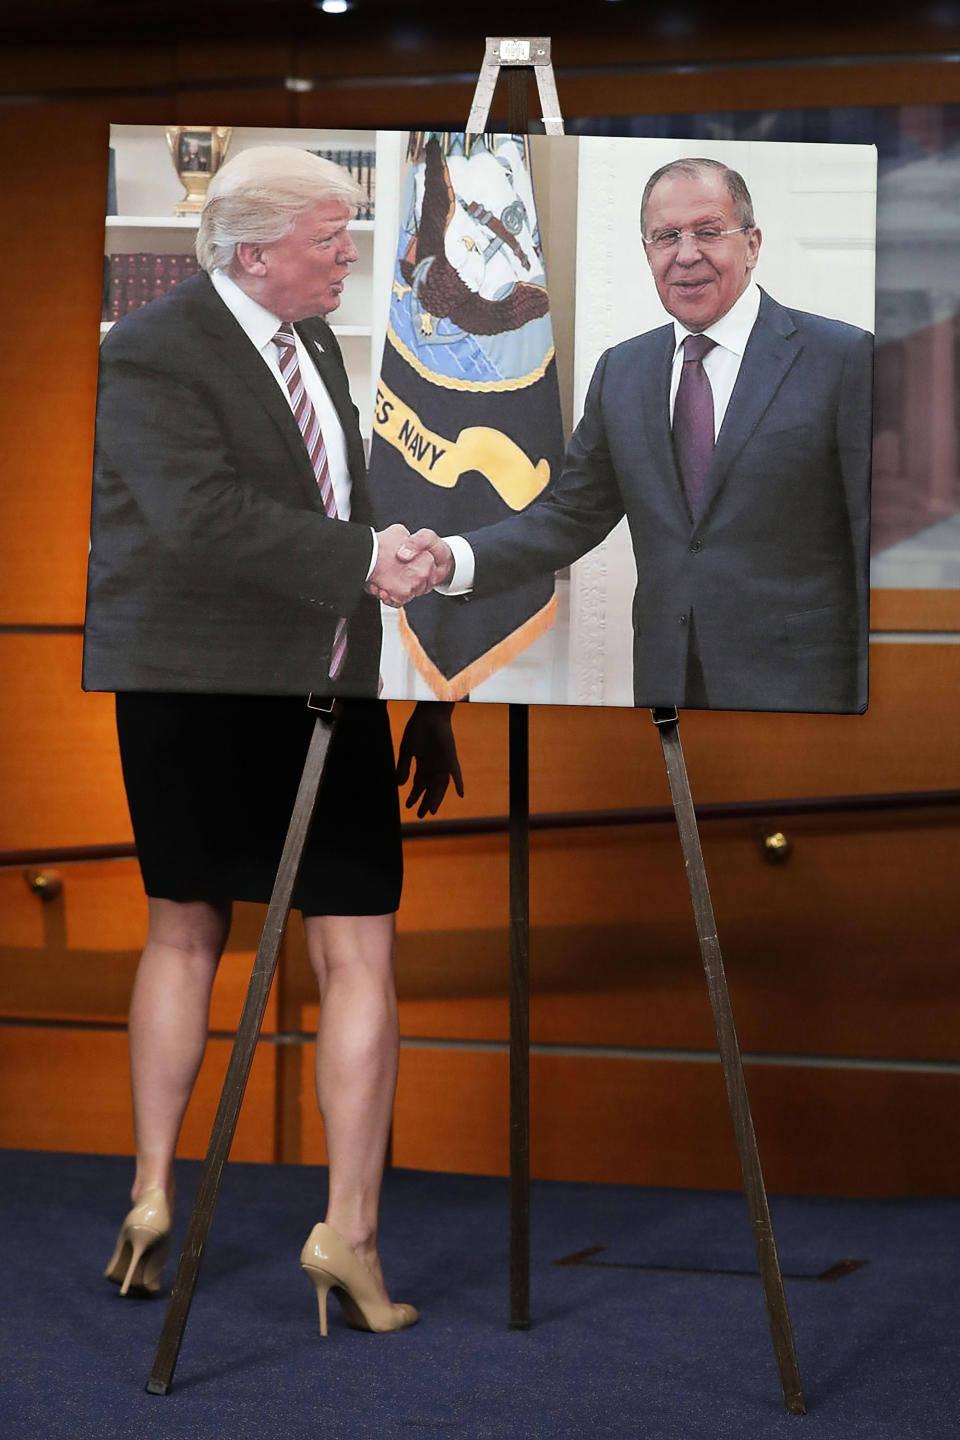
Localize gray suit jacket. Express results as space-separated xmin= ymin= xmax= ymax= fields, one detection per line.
xmin=466 ymin=288 xmax=872 ymax=712
xmin=83 ymin=272 xmax=380 ymax=697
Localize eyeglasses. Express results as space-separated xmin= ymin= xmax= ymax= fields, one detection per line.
xmin=643 ymin=225 xmax=752 ymax=253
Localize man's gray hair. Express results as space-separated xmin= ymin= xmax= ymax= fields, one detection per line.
xmin=196 ymin=145 xmax=365 ymax=274
xmin=640 ymin=157 xmax=756 ymax=237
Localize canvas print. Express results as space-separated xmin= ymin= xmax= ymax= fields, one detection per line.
xmin=83 ymin=126 xmax=876 ymax=713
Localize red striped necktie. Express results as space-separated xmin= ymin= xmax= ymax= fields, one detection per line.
xmin=273 ymin=324 xmax=348 ymax=680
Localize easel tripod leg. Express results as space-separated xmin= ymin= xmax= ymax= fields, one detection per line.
xmin=146 ymin=704 xmax=341 ymax=1395
xmin=468 ymin=38 xmax=561 ymax=1334
xmin=651 ymin=707 xmax=806 ymax=1416
xmin=504 ymin=58 xmax=534 ymax=1336
xmin=509 ymin=703 xmax=531 ymax=1329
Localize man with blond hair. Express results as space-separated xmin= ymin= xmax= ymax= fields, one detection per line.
xmin=86 ymin=144 xmax=440 ymax=693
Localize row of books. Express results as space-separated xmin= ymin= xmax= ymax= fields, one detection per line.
xmin=103 ymin=252 xmax=201 ymax=321
xmin=309 ymin=148 xmax=376 ymax=220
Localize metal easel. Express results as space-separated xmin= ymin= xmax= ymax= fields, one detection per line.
xmin=466 ymin=36 xmax=562 ymax=1338
xmin=146 ymin=39 xmax=805 ymax=1413
xmin=469 ymin=37 xmax=806 ymax=1414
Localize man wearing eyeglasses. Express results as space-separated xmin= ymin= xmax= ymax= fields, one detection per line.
xmin=392 ymin=156 xmax=872 ymax=715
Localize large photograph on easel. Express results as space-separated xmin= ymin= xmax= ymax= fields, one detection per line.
xmin=83 ymin=126 xmax=876 ymax=714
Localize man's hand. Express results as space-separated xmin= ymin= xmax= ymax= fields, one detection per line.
xmin=366 ymin=526 xmax=454 ymax=608
xmin=396 ymin=701 xmax=463 ymax=817
xmin=397 ymin=529 xmax=453 ymax=584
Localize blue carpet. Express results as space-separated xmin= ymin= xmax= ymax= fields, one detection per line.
xmin=1 ymin=1149 xmax=957 ymax=1439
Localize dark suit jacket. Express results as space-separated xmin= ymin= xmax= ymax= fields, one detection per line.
xmin=466 ymin=288 xmax=873 ymax=713
xmin=82 ymin=271 xmax=380 ymax=696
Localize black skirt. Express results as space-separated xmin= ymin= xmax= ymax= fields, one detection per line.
xmin=115 ymin=693 xmax=402 ymax=915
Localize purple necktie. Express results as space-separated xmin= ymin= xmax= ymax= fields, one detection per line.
xmin=273 ymin=324 xmax=347 ymax=680
xmin=672 ymin=333 xmax=717 ymax=515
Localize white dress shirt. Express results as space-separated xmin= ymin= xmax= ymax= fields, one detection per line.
xmin=668 ymin=279 xmax=761 ymax=435
xmin=211 ymin=269 xmax=379 ymax=583
xmin=210 ymin=268 xmax=356 ymax=518
xmin=441 ymin=280 xmax=763 ymax=595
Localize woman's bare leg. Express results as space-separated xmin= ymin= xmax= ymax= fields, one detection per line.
xmin=127 ymin=896 xmax=232 ymax=1206
xmin=303 ymin=912 xmax=399 ymax=1299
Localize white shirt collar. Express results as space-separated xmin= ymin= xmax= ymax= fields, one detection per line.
xmin=210 ymin=267 xmax=287 ymax=353
xmin=672 ymin=280 xmax=761 ymax=358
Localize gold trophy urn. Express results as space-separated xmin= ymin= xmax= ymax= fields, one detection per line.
xmin=165 ymin=126 xmax=232 ymax=215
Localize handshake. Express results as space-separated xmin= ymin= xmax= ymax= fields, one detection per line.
xmin=366 ymin=524 xmax=455 ymax=608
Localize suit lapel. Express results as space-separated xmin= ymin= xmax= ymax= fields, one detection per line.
xmin=638 ymin=326 xmax=692 ymax=525
xmin=697 ymin=289 xmax=800 ymax=522
xmin=192 ymin=277 xmax=328 ymax=512
xmin=296 ymin=319 xmax=371 ymax=521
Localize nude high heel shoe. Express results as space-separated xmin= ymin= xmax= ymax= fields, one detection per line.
xmin=300 ymin=1223 xmax=418 ymax=1336
xmin=104 ymin=1187 xmax=171 ymax=1297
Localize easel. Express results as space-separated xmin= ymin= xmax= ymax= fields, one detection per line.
xmin=147 ymin=39 xmax=806 ymax=1417
xmin=467 ymin=37 xmax=562 ymax=1342
xmin=469 ymin=38 xmax=806 ymax=1415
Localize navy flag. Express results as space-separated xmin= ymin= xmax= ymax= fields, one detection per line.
xmin=367 ymin=131 xmax=565 ymax=700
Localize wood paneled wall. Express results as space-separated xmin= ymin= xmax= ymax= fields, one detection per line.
xmin=1 ymin=26 xmax=959 ymax=1197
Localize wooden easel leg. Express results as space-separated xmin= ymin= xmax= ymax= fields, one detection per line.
xmin=509 ymin=702 xmax=531 ymax=1329
xmin=505 ymin=66 xmax=529 ymax=136
xmin=651 ymin=706 xmax=806 ymax=1415
xmin=469 ymin=39 xmax=550 ymax=1336
xmin=146 ymin=702 xmax=341 ymax=1395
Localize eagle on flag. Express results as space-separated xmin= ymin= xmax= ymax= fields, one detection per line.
xmin=367 ymin=131 xmax=565 ymax=700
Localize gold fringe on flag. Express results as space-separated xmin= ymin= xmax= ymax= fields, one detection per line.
xmin=398 ymin=593 xmax=559 ymax=701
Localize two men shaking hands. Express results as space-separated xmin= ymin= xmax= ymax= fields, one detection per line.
xmin=367 ymin=525 xmax=454 ymax=609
